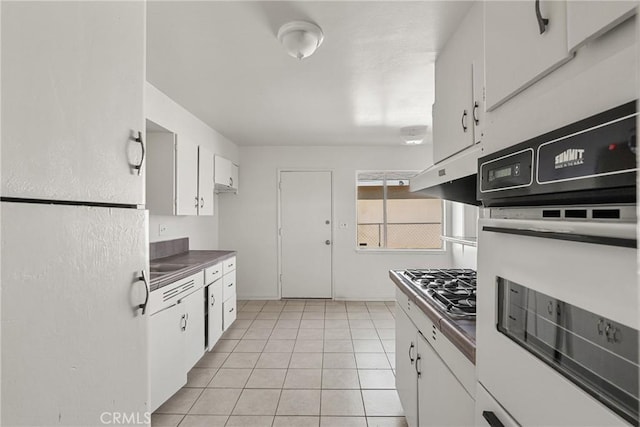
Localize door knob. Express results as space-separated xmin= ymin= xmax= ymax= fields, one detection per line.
xmin=325 ymin=240 xmax=331 ymax=245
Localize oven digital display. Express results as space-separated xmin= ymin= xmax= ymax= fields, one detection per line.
xmin=488 ymin=163 xmax=520 ymax=182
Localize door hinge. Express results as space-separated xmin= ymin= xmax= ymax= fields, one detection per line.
xmin=278 ymin=227 xmax=282 ymax=237
xmin=279 ymin=273 xmax=283 ymax=284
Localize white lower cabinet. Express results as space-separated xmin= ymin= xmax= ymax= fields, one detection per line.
xmin=206 ymin=280 xmax=224 ymax=351
xmin=395 ymin=289 xmax=474 ymax=427
xmin=149 ymin=272 xmax=204 ymax=412
xmin=150 ymin=303 xmax=185 ymax=413
xmin=395 ymin=306 xmax=419 ymax=427
xmin=182 ymin=288 xmax=205 ymax=373
xmin=417 ymin=333 xmax=474 ymax=426
xmin=222 ymin=256 xmax=237 ymax=331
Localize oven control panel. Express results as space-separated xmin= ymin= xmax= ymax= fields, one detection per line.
xmin=478 ymin=101 xmax=637 ymax=207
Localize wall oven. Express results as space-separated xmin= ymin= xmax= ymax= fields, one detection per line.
xmin=476 ymin=101 xmax=638 ymax=426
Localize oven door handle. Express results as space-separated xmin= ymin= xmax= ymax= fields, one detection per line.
xmin=482 ymin=226 xmax=636 ymax=249
xmin=482 ymin=411 xmax=505 ymax=427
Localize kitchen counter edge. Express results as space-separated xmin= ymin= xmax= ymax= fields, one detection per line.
xmin=389 ymin=270 xmax=476 ymax=364
xmin=150 ymin=250 xmax=237 ymax=291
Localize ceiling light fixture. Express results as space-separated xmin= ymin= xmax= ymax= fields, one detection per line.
xmin=277 ymin=21 xmax=324 ymax=60
xmin=401 ymin=126 xmax=428 ymax=145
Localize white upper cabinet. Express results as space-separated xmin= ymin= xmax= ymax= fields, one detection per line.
xmin=215 ymin=156 xmax=239 ymax=193
xmin=146 ymin=130 xmax=214 ymax=216
xmin=1 ymin=2 xmax=145 ymax=205
xmin=198 ymin=146 xmax=215 ymax=216
xmin=485 ymin=1 xmax=573 ymax=112
xmin=566 ymin=1 xmax=637 ymax=52
xmin=176 ymin=136 xmax=199 ymax=216
xmin=433 ymin=1 xmax=484 ymax=164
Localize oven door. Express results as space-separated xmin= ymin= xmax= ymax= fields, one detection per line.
xmin=477 ymin=216 xmax=638 ymax=426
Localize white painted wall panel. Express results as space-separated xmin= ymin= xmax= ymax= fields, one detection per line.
xmin=219 ymin=146 xmax=453 ymax=300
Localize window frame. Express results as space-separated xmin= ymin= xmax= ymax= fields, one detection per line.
xmin=354 ymin=170 xmax=448 ymax=253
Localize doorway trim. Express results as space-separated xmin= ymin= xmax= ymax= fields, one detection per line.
xmin=276 ymin=168 xmax=334 ymax=300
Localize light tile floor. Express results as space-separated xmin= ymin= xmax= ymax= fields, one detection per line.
xmin=152 ymin=300 xmax=406 ymax=427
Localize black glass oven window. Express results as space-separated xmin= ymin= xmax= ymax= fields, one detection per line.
xmin=497 ymin=278 xmax=639 ymax=426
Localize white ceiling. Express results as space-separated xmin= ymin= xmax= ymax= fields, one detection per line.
xmin=146 ymin=1 xmax=473 ymax=147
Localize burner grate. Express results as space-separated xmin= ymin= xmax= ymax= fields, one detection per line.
xmin=403 ymin=268 xmax=477 ymax=319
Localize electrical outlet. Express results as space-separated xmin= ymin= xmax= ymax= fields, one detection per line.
xmin=158 ymin=224 xmax=168 ymax=236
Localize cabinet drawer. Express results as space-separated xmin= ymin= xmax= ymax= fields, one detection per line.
xmin=223 ymin=270 xmax=236 ymax=301
xmin=205 ymin=263 xmax=222 ymax=285
xmin=223 ymin=256 xmax=236 ymax=274
xmin=149 ymin=271 xmax=204 ymax=315
xmin=223 ymin=297 xmax=237 ymax=331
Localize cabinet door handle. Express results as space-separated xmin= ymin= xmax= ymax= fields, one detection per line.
xmin=415 ymin=354 xmax=422 ymax=377
xmin=229 ymin=177 xmax=233 ymax=187
xmin=482 ymin=411 xmax=505 ymax=427
xmin=461 ymin=110 xmax=468 ymax=132
xmin=228 ymin=282 xmax=234 ymax=288
xmin=229 ymin=307 xmax=234 ymax=313
xmin=180 ymin=314 xmax=187 ymax=331
xmin=211 ymin=293 xmax=216 ymax=306
xmin=200 ymin=197 xmax=205 ymax=208
xmin=137 ymin=270 xmax=150 ymax=315
xmin=408 ymin=342 xmax=415 ymax=364
xmin=194 ymin=196 xmax=199 ymax=208
xmin=473 ymin=101 xmax=479 ymax=125
xmin=535 ymin=0 xmax=549 ymax=34
xmin=133 ymin=131 xmax=145 ymax=176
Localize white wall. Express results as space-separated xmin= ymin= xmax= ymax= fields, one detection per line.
xmin=450 ymin=202 xmax=478 ymax=270
xmin=145 ymin=83 xmax=240 ymax=250
xmin=218 ymin=145 xmax=454 ymax=301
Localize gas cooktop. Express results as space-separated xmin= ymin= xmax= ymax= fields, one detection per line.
xmin=403 ymin=269 xmax=477 ymax=320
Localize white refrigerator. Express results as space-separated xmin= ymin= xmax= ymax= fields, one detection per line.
xmin=1 ymin=2 xmax=149 ymax=425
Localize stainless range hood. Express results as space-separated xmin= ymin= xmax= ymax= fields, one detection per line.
xmin=410 ymin=145 xmax=482 ymax=206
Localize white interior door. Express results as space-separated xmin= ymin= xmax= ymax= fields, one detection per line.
xmin=1 ymin=202 xmax=149 ymax=426
xmin=280 ymin=171 xmax=332 ymax=298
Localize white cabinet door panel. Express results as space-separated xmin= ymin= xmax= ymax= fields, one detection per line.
xmin=395 ymin=307 xmax=418 ymax=427
xmin=182 ymin=289 xmax=205 ymax=372
xmin=432 ymin=2 xmax=483 ymax=163
xmin=176 ymin=136 xmax=199 ymax=215
xmin=2 ymin=2 xmax=145 ymax=205
xmin=417 ymin=334 xmax=474 ymax=427
xmin=485 ymin=0 xmax=572 ymax=111
xmin=1 ymin=202 xmax=149 ymax=425
xmin=567 ymin=1 xmax=637 ymax=52
xmin=207 ymin=282 xmax=224 ymax=351
xmin=150 ymin=305 xmax=186 ymax=412
xmin=198 ymin=146 xmax=215 ymax=216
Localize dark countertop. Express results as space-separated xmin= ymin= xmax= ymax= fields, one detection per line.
xmin=389 ymin=270 xmax=476 ymax=364
xmin=150 ymin=250 xmax=236 ymax=291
